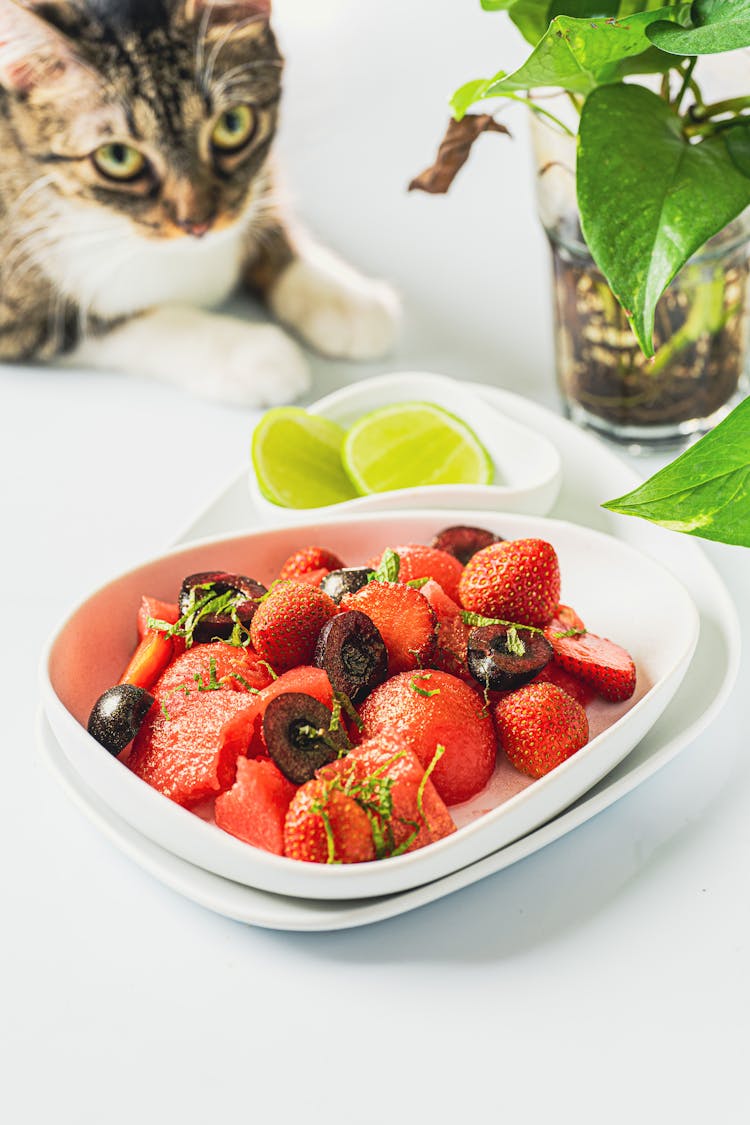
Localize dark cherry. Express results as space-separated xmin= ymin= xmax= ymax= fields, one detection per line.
xmin=467 ymin=624 xmax=552 ymax=692
xmin=178 ymin=571 xmax=267 ymax=643
xmin=262 ymin=692 xmax=350 ymax=784
xmin=87 ymin=684 xmax=154 ymax=756
xmin=430 ymin=525 xmax=503 ymax=565
xmin=319 ymin=567 xmax=375 ymax=605
xmin=314 ymin=610 xmax=388 ymax=703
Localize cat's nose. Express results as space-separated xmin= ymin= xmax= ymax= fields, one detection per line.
xmin=176 ymin=218 xmax=212 ymax=239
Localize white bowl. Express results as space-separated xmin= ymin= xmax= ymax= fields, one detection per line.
xmin=248 ymin=372 xmax=562 ymax=525
xmin=42 ymin=509 xmax=699 ymax=901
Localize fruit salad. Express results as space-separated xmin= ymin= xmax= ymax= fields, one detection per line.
xmin=87 ymin=526 xmax=637 ymax=865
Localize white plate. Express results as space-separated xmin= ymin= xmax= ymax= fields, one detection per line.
xmin=42 ymin=507 xmax=698 ymax=900
xmin=248 ymin=371 xmax=562 ymax=524
xmin=40 ymin=388 xmax=740 ymax=928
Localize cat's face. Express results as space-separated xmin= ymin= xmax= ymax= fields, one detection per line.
xmin=0 ymin=0 xmax=281 ymax=240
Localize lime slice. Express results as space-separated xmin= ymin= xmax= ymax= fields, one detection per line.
xmin=341 ymin=401 xmax=494 ymax=495
xmin=251 ymin=408 xmax=359 ymax=509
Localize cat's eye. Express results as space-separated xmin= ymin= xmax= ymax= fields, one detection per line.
xmin=211 ymin=105 xmax=256 ymax=153
xmin=93 ymin=143 xmax=148 ymax=183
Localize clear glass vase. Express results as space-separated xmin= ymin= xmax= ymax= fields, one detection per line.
xmin=532 ymin=117 xmax=750 ymax=451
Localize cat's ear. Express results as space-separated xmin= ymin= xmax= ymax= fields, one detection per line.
xmin=182 ymin=1 xmax=271 ymax=26
xmin=0 ymin=0 xmax=88 ymax=94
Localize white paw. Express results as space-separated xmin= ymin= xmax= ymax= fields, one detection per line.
xmin=182 ymin=320 xmax=311 ymax=408
xmin=269 ymin=250 xmax=401 ymax=361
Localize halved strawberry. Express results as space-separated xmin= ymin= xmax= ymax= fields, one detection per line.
xmin=547 ymin=631 xmax=636 ymax=702
xmin=340 ymin=581 xmax=436 ymax=675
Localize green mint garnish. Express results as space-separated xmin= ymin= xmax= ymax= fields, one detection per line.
xmin=160 ymin=700 xmax=172 ymax=722
xmin=409 ymin=673 xmax=441 ymax=698
xmin=333 ymin=688 xmax=364 ymax=732
xmin=369 ymin=549 xmax=401 ymax=584
xmin=416 ymin=743 xmax=446 ymax=834
xmin=461 ymin=610 xmax=542 ymax=634
xmin=222 ymin=672 xmax=260 ymax=694
xmin=258 ymin=660 xmax=278 ymax=681
xmin=505 ymin=626 xmax=526 ymax=657
xmin=405 ymin=576 xmax=430 ymax=590
xmin=551 ymin=627 xmax=587 ymax=639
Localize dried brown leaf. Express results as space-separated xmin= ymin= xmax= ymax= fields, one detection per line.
xmin=408 ymin=114 xmax=511 ymax=195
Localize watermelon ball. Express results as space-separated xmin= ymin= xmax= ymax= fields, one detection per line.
xmin=262 ymin=692 xmax=349 ymax=785
xmin=87 ymin=684 xmax=154 ymax=756
xmin=357 ymin=670 xmax=496 ymax=805
xmin=314 ymin=610 xmax=388 ymax=703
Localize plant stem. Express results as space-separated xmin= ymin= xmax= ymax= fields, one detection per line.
xmin=691 ymin=95 xmax=750 ymax=121
xmin=673 ymin=58 xmax=696 ymax=112
xmin=502 ymin=90 xmax=576 ymax=136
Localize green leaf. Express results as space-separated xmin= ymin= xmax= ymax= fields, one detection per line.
xmin=602 ymin=398 xmax=750 ymax=546
xmin=726 ymin=121 xmax=750 ymax=178
xmin=483 ymin=6 xmax=690 ymax=96
xmin=648 ymin=0 xmax=750 ymax=55
xmin=577 ymin=84 xmax=750 ymax=355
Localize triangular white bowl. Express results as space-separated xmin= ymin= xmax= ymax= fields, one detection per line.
xmin=42 ymin=509 xmax=698 ymax=901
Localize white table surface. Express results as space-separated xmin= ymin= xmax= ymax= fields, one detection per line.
xmin=3 ymin=3 xmax=749 ymax=1122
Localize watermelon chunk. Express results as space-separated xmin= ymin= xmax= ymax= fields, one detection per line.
xmin=215 ymin=758 xmax=297 ymax=854
xmin=154 ymin=643 xmax=275 ymax=698
xmin=128 ymin=690 xmax=258 ymax=807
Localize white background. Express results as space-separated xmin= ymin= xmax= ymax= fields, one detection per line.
xmin=3 ymin=2 xmax=749 ymax=1122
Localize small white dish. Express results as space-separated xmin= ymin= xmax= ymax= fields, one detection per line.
xmin=248 ymin=372 xmax=562 ymax=524
xmin=42 ymin=508 xmax=698 ymax=902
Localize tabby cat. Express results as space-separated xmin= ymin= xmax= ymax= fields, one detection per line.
xmin=0 ymin=0 xmax=398 ymax=404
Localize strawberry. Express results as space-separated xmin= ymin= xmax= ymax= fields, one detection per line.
xmin=458 ymin=539 xmax=561 ymax=627
xmin=340 ymin=581 xmax=436 ymax=675
xmin=493 ymin=682 xmax=589 ymax=779
xmin=368 ymin=544 xmax=464 ymax=602
xmin=283 ymin=779 xmax=376 ymax=863
xmin=278 ymin=547 xmax=345 ymax=581
xmin=250 ymin=581 xmax=337 ymax=672
xmin=532 ymin=662 xmax=596 ymax=708
xmin=546 ymin=630 xmax=636 ymax=702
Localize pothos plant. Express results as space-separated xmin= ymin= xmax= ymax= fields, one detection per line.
xmin=411 ymin=0 xmax=750 ymax=547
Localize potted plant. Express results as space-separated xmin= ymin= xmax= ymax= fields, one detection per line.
xmin=411 ymin=1 xmax=750 ymax=451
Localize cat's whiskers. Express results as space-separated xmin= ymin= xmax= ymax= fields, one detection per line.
xmin=201 ymin=14 xmax=267 ymax=93
xmin=2 ymin=175 xmax=56 ymax=233
xmin=194 ymin=3 xmax=215 ymax=92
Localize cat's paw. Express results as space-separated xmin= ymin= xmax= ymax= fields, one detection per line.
xmin=184 ymin=321 xmax=311 ymax=408
xmin=269 ymin=250 xmax=400 ymax=361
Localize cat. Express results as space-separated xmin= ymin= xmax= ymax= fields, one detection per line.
xmin=0 ymin=0 xmax=399 ymax=405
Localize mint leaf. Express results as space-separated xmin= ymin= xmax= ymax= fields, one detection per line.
xmin=369 ymin=549 xmax=401 ymax=584
xmin=648 ymin=0 xmax=750 ymax=54
xmin=602 ymin=397 xmax=750 ymax=546
xmin=577 ymin=84 xmax=750 ymax=355
xmin=505 ymin=626 xmax=526 ymax=657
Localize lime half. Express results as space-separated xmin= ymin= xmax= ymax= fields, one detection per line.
xmin=342 ymin=401 xmax=494 ymax=495
xmin=252 ymin=407 xmax=359 ymax=509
